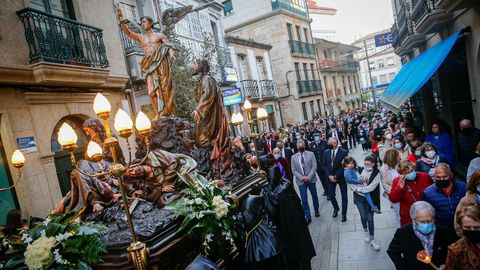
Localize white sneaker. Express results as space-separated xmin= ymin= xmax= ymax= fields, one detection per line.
xmin=363 ymin=232 xmax=370 ymax=243
xmin=370 ymin=240 xmax=380 ymax=251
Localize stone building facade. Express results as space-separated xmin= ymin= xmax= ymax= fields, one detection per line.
xmin=219 ymin=0 xmax=324 ymax=125
xmin=315 ymin=38 xmax=362 ymax=115
xmin=0 ymin=0 xmax=129 ymax=222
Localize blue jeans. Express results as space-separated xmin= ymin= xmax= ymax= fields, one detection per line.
xmin=354 ymin=193 xmax=375 ymax=236
xmin=298 ymin=181 xmax=319 ymax=219
xmin=364 ymin=192 xmax=377 ymax=209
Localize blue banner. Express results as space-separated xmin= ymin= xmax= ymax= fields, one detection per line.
xmin=222 ymin=88 xmax=243 ymax=106
xmin=374 ymin=32 xmax=393 ymax=47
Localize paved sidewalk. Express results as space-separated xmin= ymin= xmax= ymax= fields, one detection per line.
xmin=296 ymin=145 xmax=397 ymax=270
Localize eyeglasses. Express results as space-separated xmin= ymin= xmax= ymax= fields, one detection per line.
xmin=415 ymin=220 xmax=434 ymax=224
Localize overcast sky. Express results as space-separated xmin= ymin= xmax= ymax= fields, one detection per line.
xmin=314 ymin=0 xmax=395 ymax=44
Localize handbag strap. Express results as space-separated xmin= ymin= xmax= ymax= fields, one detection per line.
xmin=405 ymin=183 xmax=417 ymax=202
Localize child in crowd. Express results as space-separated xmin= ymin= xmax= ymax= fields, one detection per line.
xmin=343 ymin=157 xmax=381 ymax=213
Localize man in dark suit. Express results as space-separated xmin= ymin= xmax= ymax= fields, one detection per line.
xmin=261 ymin=133 xmax=276 ymax=155
xmin=276 ymin=141 xmax=293 ymax=164
xmin=309 ymin=132 xmax=329 ymax=197
xmin=323 ymin=137 xmax=348 ymax=221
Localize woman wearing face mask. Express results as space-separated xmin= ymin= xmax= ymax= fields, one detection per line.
xmin=406 ymin=139 xmax=423 ymax=164
xmin=466 ymin=142 xmax=480 ymax=182
xmin=416 ymin=142 xmax=448 ymax=179
xmin=453 ymin=171 xmax=480 ymax=237
xmin=389 ymin=161 xmax=433 ymax=226
xmin=269 ymin=147 xmax=292 ymax=181
xmin=387 ymin=201 xmax=457 ymax=270
xmin=445 ymin=204 xmax=480 ymax=270
xmin=425 ymin=121 xmax=456 ymax=167
xmin=378 ymin=130 xmax=394 ymax=164
xmin=381 ymin=149 xmax=402 ymax=226
xmin=393 ymin=137 xmax=408 ymax=160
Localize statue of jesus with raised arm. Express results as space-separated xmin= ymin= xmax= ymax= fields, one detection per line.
xmin=116 ymin=8 xmax=175 ymax=119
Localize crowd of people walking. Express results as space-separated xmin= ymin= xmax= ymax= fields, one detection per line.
xmin=239 ymin=106 xmax=480 ymax=270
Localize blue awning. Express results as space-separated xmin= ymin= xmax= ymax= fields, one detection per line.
xmin=380 ymin=31 xmax=460 ymax=111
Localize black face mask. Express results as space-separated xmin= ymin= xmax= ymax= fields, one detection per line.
xmin=461 ymin=127 xmax=474 ymax=134
xmin=298 ymin=147 xmax=305 ymax=153
xmin=463 ymin=229 xmax=480 ymax=243
xmin=435 ymin=179 xmax=451 ymax=189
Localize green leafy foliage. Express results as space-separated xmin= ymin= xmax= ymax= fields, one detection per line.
xmin=165 ymin=172 xmax=237 ymax=258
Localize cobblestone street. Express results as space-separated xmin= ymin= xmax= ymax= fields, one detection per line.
xmin=296 ymin=145 xmax=397 ymax=270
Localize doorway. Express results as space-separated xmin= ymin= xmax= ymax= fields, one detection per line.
xmin=51 ymin=115 xmax=88 ymax=196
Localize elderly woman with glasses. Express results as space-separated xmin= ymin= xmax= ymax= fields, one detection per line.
xmin=387 ymin=201 xmax=457 ymax=270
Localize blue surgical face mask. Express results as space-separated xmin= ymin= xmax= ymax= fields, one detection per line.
xmin=394 ymin=143 xmax=402 ymax=149
xmin=416 ymin=222 xmax=434 ymax=235
xmin=314 ymin=136 xmax=320 ymax=141
xmin=405 ymin=171 xmax=417 ymax=181
xmin=364 ymin=166 xmax=373 ymax=172
xmin=273 ymin=154 xmax=281 ymax=160
xmin=296 ymin=135 xmax=301 ymax=140
xmin=475 ymin=186 xmax=480 ymax=205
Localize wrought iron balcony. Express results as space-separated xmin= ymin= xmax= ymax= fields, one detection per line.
xmin=17 ymin=8 xmax=109 ymax=68
xmin=119 ymin=30 xmax=143 ymax=55
xmin=289 ymin=40 xmax=316 ymax=56
xmin=297 ymin=80 xmax=322 ymax=95
xmin=410 ymin=0 xmax=452 ymax=34
xmin=240 ymin=80 xmax=260 ymax=99
xmin=260 ymin=80 xmax=276 ymax=97
xmin=320 ymin=59 xmax=358 ymax=71
xmin=271 ymin=0 xmax=308 ymax=17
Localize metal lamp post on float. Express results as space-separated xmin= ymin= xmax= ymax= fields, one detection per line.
xmin=57 ymin=93 xmax=151 ymax=270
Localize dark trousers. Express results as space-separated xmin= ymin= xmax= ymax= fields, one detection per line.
xmin=347 ymin=135 xmax=356 ymax=149
xmin=328 ymin=180 xmax=348 ymax=217
xmin=317 ymin=168 xmax=328 ymax=194
xmin=354 ymin=193 xmax=375 ymax=236
xmin=298 ymin=181 xmax=319 ymax=219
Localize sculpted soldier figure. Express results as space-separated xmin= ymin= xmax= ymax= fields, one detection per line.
xmin=191 ymin=59 xmax=234 ymax=180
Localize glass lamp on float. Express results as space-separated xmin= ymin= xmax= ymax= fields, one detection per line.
xmin=257 ymin=107 xmax=268 ymax=133
xmin=0 ymin=150 xmax=25 ymax=191
xmin=230 ymin=112 xmax=244 ymax=138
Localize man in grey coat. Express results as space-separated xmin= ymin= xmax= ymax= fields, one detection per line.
xmin=291 ymin=140 xmax=320 ymax=224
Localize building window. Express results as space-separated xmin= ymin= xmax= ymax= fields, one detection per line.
xmin=222 ymin=0 xmax=233 ymax=16
xmin=371 ymin=76 xmax=378 ymax=86
xmin=303 ymin=63 xmax=308 ymax=80
xmin=379 ymin=74 xmax=388 ymax=84
xmin=377 ymin=59 xmax=385 ymax=68
xmin=30 ymin=0 xmax=76 ymax=19
xmin=302 ymin=102 xmax=308 ymax=121
xmin=237 ymin=54 xmax=249 ymax=81
xmin=386 ymin=57 xmax=394 ymax=66
xmin=388 ymin=72 xmax=396 ymax=82
xmin=369 ymin=61 xmax=376 ymax=70
xmin=303 ymin=28 xmax=309 ymax=43
xmin=294 ymin=62 xmax=301 ymax=81
xmin=342 ymin=76 xmax=347 ymax=95
xmin=310 ymin=63 xmax=316 ymax=80
xmin=286 ymin=23 xmax=293 ymax=40
xmin=296 ymin=25 xmax=302 ymax=41
xmin=317 ymin=99 xmax=322 ymax=116
xmin=348 ymin=76 xmax=352 ymax=94
xmin=310 ymin=101 xmax=315 ymax=119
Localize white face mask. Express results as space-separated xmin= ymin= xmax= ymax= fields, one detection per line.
xmin=385 ymin=134 xmax=393 ymax=140
xmin=425 ymin=150 xmax=436 ymax=159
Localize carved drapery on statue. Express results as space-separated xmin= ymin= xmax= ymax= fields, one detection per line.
xmin=140 ymin=43 xmax=175 ymax=118
xmin=194 ymin=74 xmax=233 ymax=179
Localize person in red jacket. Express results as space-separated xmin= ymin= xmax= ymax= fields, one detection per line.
xmin=405 ymin=139 xmax=422 ymax=164
xmin=389 ymin=160 xmax=433 ymax=226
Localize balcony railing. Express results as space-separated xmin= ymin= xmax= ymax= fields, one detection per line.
xmin=320 ymin=59 xmax=358 ymax=70
xmin=260 ymin=80 xmax=276 ymax=97
xmin=297 ymin=80 xmax=322 ymax=95
xmin=289 ymin=40 xmax=315 ymax=56
xmin=410 ymin=0 xmax=435 ymax=26
xmin=241 ymin=80 xmax=260 ymax=99
xmin=119 ymin=29 xmax=143 ymax=55
xmin=393 ymin=2 xmax=414 ymax=48
xmin=17 ymin=8 xmax=109 ymax=68
xmin=271 ymin=0 xmax=308 ymax=17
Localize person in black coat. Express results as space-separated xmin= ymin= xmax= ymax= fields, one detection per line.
xmin=265 ymin=166 xmax=316 ymax=270
xmin=323 ymin=137 xmax=348 ymax=221
xmin=387 ymin=201 xmax=457 ymax=270
xmin=276 ymin=141 xmax=293 ymax=165
xmin=309 ymin=132 xmax=329 ymax=196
